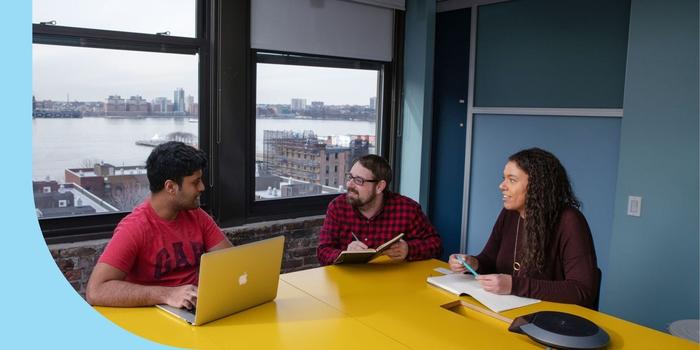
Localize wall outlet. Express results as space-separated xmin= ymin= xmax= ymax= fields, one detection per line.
xmin=627 ymin=196 xmax=642 ymax=217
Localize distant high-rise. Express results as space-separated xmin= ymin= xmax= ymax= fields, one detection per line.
xmin=173 ymin=88 xmax=185 ymax=113
xmin=310 ymin=101 xmax=324 ymax=110
xmin=153 ymin=97 xmax=169 ymax=113
xmin=291 ymin=98 xmax=307 ymax=111
xmin=126 ymin=95 xmax=149 ymax=113
xmin=369 ymin=96 xmax=377 ymax=110
xmin=105 ymin=95 xmax=126 ymax=113
xmin=186 ymin=95 xmax=195 ymax=114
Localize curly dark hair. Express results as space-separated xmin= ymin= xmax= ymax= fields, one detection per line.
xmin=146 ymin=141 xmax=207 ymax=193
xmin=509 ymin=148 xmax=580 ymax=273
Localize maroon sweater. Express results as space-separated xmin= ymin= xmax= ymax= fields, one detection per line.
xmin=475 ymin=208 xmax=599 ymax=309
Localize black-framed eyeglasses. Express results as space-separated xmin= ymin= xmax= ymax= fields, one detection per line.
xmin=345 ymin=173 xmax=379 ymax=186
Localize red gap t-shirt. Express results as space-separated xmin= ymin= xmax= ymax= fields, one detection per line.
xmin=98 ymin=199 xmax=226 ymax=286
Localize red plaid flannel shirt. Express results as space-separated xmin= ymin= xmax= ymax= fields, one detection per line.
xmin=317 ymin=192 xmax=442 ymax=265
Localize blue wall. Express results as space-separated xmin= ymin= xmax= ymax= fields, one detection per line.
xmin=430 ymin=8 xmax=470 ymax=260
xmin=399 ymin=0 xmax=435 ymax=208
xmin=602 ymin=0 xmax=699 ymax=331
xmin=466 ymin=115 xmax=621 ymax=288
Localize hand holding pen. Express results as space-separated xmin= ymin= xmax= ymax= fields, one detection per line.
xmin=448 ymin=254 xmax=512 ymax=294
xmin=448 ymin=254 xmax=480 ymax=276
xmin=346 ymin=231 xmax=368 ymax=251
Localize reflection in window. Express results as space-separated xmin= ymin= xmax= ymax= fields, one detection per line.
xmin=255 ymin=61 xmax=380 ymax=201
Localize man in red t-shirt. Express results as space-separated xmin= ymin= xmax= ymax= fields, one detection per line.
xmin=86 ymin=142 xmax=232 ymax=309
xmin=317 ymin=155 xmax=442 ymax=265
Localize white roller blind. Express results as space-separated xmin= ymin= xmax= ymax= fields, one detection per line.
xmin=251 ymin=0 xmax=394 ymax=62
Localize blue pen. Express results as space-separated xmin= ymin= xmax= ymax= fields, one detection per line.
xmin=456 ymin=255 xmax=479 ymax=277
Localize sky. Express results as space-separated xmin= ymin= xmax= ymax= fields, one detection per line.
xmin=256 ymin=64 xmax=378 ymax=106
xmin=32 ymin=0 xmax=378 ymax=106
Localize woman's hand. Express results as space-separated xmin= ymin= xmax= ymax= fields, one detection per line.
xmin=476 ymin=274 xmax=512 ymax=294
xmin=448 ymin=254 xmax=479 ymax=273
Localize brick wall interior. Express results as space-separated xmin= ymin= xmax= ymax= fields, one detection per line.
xmin=49 ymin=215 xmax=324 ymax=298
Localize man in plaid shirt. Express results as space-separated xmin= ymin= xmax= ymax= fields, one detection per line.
xmin=317 ymin=154 xmax=442 ymax=265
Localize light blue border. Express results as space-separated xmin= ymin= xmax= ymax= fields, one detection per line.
xmin=2 ymin=3 xmax=168 ymax=348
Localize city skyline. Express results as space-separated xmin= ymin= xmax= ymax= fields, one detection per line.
xmin=32 ymin=62 xmax=377 ymax=106
xmin=33 ymin=93 xmax=378 ymax=108
xmin=32 ymin=90 xmax=194 ymax=104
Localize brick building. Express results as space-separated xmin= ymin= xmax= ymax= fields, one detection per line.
xmin=65 ymin=163 xmax=150 ymax=211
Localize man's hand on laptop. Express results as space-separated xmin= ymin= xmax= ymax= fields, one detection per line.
xmin=165 ymin=284 xmax=198 ymax=310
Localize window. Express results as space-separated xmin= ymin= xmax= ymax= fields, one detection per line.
xmin=33 ymin=0 xmax=209 ymax=240
xmin=33 ymin=1 xmax=401 ymax=240
xmin=33 ymin=45 xmax=199 ymax=217
xmin=255 ymin=52 xmax=381 ymax=201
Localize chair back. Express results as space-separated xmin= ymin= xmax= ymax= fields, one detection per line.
xmin=593 ymin=267 xmax=602 ymax=311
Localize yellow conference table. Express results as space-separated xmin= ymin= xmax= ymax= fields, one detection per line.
xmin=281 ymin=258 xmax=697 ymax=349
xmin=95 ymin=279 xmax=406 ymax=349
xmin=97 ymin=259 xmax=697 ymax=349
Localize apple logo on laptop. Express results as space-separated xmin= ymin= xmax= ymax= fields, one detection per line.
xmin=238 ymin=272 xmax=248 ymax=286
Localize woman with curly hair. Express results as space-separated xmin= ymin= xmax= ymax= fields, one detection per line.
xmin=448 ymin=148 xmax=600 ymax=309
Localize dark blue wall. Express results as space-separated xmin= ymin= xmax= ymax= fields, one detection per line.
xmin=430 ymin=8 xmax=470 ymax=260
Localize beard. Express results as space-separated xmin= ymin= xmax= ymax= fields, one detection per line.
xmin=346 ymin=189 xmax=375 ymax=208
xmin=177 ymin=193 xmax=201 ymax=210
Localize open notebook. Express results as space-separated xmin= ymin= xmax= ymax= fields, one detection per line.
xmin=333 ymin=233 xmax=405 ymax=264
xmin=427 ymin=273 xmax=540 ymax=313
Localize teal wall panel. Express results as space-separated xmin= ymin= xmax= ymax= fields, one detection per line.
xmin=602 ymin=0 xmax=699 ymax=331
xmin=475 ymin=0 xmax=630 ymax=108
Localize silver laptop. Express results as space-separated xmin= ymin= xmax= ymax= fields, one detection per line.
xmin=156 ymin=235 xmax=285 ymax=326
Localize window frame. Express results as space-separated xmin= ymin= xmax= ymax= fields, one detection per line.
xmin=243 ymin=50 xmax=392 ymax=222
